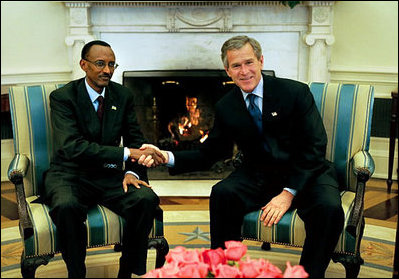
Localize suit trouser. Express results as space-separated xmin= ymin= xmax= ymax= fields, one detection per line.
xmin=209 ymin=167 xmax=344 ymax=278
xmin=44 ymin=169 xmax=159 ymax=277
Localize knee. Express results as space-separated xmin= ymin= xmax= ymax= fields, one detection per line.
xmin=210 ymin=181 xmax=232 ymax=200
xmin=50 ymin=200 xmax=86 ymax=223
xmin=136 ymin=188 xmax=159 ymax=209
xmin=318 ymin=201 xmax=344 ymax=227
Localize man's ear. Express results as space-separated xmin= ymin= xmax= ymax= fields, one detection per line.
xmin=79 ymin=59 xmax=87 ymax=72
xmin=224 ymin=67 xmax=231 ymax=78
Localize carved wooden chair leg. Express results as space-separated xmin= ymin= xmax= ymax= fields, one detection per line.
xmin=261 ymin=242 xmax=271 ymax=251
xmin=21 ymin=252 xmax=54 ymax=278
xmin=114 ymin=243 xmax=123 ymax=252
xmin=332 ymin=253 xmax=364 ymax=278
xmin=332 ymin=218 xmax=365 ymax=278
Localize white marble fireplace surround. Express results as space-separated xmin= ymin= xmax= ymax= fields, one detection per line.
xmin=64 ymin=1 xmax=335 ymax=196
xmin=65 ymin=1 xmax=335 ymax=84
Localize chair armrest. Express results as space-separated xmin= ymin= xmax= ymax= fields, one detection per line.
xmin=7 ymin=154 xmax=33 ymax=239
xmin=8 ymin=153 xmax=29 ymax=183
xmin=352 ymin=151 xmax=375 ymax=176
xmin=346 ymin=151 xmax=374 ymax=237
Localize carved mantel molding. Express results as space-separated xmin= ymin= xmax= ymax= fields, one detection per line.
xmin=62 ymin=1 xmax=335 ymax=81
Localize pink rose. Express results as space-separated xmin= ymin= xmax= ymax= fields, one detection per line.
xmin=214 ymin=263 xmax=242 ymax=278
xmin=202 ymin=247 xmax=227 ymax=271
xmin=143 ymin=268 xmax=162 ymax=278
xmin=239 ymin=257 xmax=262 ymax=278
xmin=166 ymin=246 xmax=202 ymax=267
xmin=283 ymin=262 xmax=309 ymax=278
xmin=177 ymin=262 xmax=209 ymax=278
xmin=243 ymin=258 xmax=282 ymax=278
xmin=143 ymin=262 xmax=180 ymax=278
xmin=165 ymin=246 xmax=186 ymax=263
xmin=224 ymin=241 xmax=248 ymax=261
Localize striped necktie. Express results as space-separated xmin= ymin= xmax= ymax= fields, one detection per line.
xmin=247 ymin=93 xmax=262 ymax=133
xmin=96 ymin=95 xmax=104 ymax=123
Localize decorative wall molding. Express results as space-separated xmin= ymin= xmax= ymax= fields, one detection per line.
xmin=1 ymin=71 xmax=72 ymax=86
xmin=329 ymin=65 xmax=398 ymax=98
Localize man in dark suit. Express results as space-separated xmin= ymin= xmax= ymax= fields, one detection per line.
xmin=44 ymin=40 xmax=164 ymax=278
xmin=140 ymin=35 xmax=344 ymax=278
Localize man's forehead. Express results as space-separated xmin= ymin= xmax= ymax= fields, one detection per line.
xmin=87 ymin=45 xmax=115 ymax=58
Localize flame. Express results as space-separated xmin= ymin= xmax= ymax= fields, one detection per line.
xmin=177 ymin=116 xmax=191 ymax=136
xmin=168 ymin=96 xmax=209 ymax=144
xmin=199 ymin=130 xmax=209 ymax=143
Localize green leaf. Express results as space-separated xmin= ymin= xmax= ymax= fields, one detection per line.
xmin=280 ymin=1 xmax=301 ymax=9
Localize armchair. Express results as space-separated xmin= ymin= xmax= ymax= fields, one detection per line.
xmin=7 ymin=84 xmax=169 ymax=278
xmin=240 ymin=82 xmax=375 ymax=278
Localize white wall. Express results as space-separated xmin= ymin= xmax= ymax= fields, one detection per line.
xmin=1 ymin=1 xmax=70 ymax=83
xmin=331 ymin=1 xmax=398 ymax=68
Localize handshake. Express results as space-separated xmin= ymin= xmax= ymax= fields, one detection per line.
xmin=129 ymin=144 xmax=168 ymax=168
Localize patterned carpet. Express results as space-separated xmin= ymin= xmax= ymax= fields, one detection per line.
xmin=1 ymin=179 xmax=397 ymax=277
xmin=1 ymin=210 xmax=396 ymax=278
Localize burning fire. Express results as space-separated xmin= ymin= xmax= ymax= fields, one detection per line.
xmin=168 ymin=96 xmax=209 ymax=144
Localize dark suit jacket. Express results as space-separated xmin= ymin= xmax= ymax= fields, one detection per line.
xmin=170 ymin=74 xmax=338 ymax=193
xmin=47 ymin=78 xmax=147 ymax=180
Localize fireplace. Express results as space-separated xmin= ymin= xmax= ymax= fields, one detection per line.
xmin=123 ymin=70 xmax=274 ymax=179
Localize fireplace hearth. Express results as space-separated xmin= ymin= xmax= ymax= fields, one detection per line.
xmin=123 ymin=70 xmax=274 ymax=179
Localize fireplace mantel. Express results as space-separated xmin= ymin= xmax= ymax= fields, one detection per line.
xmin=63 ymin=1 xmax=335 ymax=83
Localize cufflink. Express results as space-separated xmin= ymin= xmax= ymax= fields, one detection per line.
xmin=111 ymin=106 xmax=117 ymax=110
xmin=271 ymin=112 xmax=278 ymax=117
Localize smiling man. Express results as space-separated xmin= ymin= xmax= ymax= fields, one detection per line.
xmin=43 ymin=40 xmax=164 ymax=278
xmin=141 ymin=35 xmax=344 ymax=278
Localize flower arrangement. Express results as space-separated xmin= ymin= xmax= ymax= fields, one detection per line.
xmin=143 ymin=241 xmax=308 ymax=278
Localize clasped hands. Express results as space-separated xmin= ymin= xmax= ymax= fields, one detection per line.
xmin=129 ymin=144 xmax=168 ymax=167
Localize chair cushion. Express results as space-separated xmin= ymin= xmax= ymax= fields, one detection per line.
xmin=24 ymin=196 xmax=164 ymax=257
xmin=241 ymin=191 xmax=360 ymax=255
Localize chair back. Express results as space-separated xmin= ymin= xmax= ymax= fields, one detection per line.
xmin=9 ymin=84 xmax=65 ymax=197
xmin=308 ymin=82 xmax=374 ymax=191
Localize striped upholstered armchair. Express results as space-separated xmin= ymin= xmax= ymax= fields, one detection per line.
xmin=7 ymin=84 xmax=169 ymax=278
xmin=241 ymin=82 xmax=375 ymax=278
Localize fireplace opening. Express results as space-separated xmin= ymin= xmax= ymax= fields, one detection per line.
xmin=123 ymin=70 xmax=274 ymax=180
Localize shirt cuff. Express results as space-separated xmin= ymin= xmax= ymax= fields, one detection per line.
xmin=123 ymin=147 xmax=130 ymax=161
xmin=284 ymin=187 xmax=297 ymax=196
xmin=166 ymin=151 xmax=175 ymax=167
xmin=125 ymin=171 xmax=139 ymax=180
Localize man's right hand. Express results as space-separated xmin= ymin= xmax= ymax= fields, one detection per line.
xmin=129 ymin=146 xmax=165 ymax=167
xmin=135 ymin=144 xmax=169 ymax=167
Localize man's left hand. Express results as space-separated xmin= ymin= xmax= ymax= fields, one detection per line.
xmin=122 ymin=173 xmax=151 ymax=193
xmin=260 ymin=189 xmax=294 ymax=227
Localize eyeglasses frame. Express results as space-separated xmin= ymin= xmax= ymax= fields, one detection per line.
xmin=83 ymin=58 xmax=119 ymax=70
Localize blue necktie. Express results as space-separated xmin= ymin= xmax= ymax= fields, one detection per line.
xmin=247 ymin=93 xmax=270 ymax=152
xmin=247 ymin=93 xmax=262 ymax=134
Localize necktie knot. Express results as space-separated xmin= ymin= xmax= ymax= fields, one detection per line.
xmin=97 ymin=95 xmax=104 ymax=122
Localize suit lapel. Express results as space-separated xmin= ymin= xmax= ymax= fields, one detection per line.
xmin=76 ymin=80 xmax=102 ymax=139
xmin=232 ymin=87 xmax=261 ymax=136
xmin=262 ymin=75 xmax=281 ymax=153
xmin=102 ymin=85 xmax=119 ymax=142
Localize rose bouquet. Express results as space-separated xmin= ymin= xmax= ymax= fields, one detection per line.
xmin=143 ymin=241 xmax=308 ymax=278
